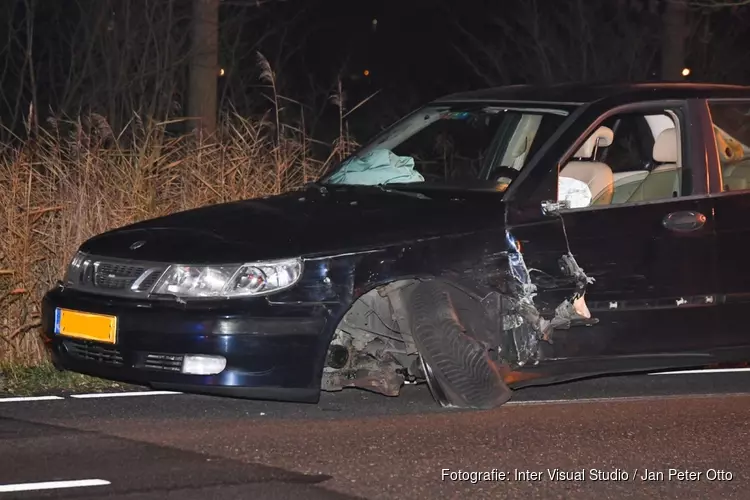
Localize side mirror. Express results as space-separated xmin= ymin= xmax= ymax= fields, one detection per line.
xmin=541 ymin=199 xmax=569 ymax=215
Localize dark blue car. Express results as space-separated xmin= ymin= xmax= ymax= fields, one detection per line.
xmin=43 ymin=83 xmax=750 ymax=408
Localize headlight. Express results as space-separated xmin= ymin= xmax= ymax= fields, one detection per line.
xmin=151 ymin=258 xmax=303 ymax=298
xmin=63 ymin=251 xmax=87 ymax=283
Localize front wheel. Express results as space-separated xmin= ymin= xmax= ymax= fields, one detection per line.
xmin=407 ymin=280 xmax=512 ymax=409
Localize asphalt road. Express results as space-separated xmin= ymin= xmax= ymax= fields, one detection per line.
xmin=1 ymin=371 xmax=750 ymax=499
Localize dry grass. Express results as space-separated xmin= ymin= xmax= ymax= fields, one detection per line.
xmin=0 ymin=103 xmax=358 ymax=365
xmin=0 ymin=361 xmax=135 ymax=396
xmin=0 ymin=47 xmax=365 ymax=367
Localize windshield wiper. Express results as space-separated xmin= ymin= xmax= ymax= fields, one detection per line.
xmin=303 ymin=181 xmax=329 ymax=195
xmin=305 ymin=181 xmax=430 ymax=200
xmin=377 ymin=184 xmax=431 ymax=200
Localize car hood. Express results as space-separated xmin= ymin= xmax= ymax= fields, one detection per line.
xmin=80 ymin=186 xmax=504 ymax=263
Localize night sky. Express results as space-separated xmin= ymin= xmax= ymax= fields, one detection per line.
xmin=300 ymin=0 xmax=465 ymax=93
xmin=252 ymin=0 xmax=750 ymax=105
xmin=0 ymin=0 xmax=749 ymax=138
xmin=229 ymin=0 xmax=488 ymax=137
xmin=237 ymin=0 xmax=498 ymax=104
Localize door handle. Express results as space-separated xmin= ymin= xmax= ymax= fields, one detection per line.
xmin=662 ymin=211 xmax=706 ymax=232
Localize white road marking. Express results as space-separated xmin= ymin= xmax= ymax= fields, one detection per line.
xmin=0 ymin=396 xmax=64 ymax=403
xmin=506 ymin=392 xmax=750 ymax=406
xmin=0 ymin=479 xmax=110 ymax=493
xmin=2 ymin=368 xmax=750 ymax=404
xmin=69 ymin=390 xmax=182 ymax=399
xmin=650 ymin=368 xmax=750 ymax=375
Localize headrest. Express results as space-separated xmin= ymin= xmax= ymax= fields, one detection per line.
xmin=653 ymin=128 xmax=678 ymax=163
xmin=509 ymin=136 xmax=530 ymax=159
xmin=574 ymin=126 xmax=614 ymax=158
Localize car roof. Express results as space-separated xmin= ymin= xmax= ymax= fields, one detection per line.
xmin=432 ymin=82 xmax=750 ymax=106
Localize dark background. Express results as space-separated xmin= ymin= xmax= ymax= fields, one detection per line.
xmin=1 ymin=0 xmax=749 ymax=143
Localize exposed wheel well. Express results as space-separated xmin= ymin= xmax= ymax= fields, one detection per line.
xmin=321 ymin=278 xmax=516 ymax=397
xmin=321 ymin=279 xmax=423 ymax=396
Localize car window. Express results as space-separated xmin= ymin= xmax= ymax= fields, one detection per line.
xmin=322 ymin=105 xmax=569 ymax=193
xmin=391 ymin=110 xmax=508 ymax=184
xmin=708 ymin=101 xmax=750 ymax=192
xmin=598 ymin=114 xmax=654 ymax=174
xmin=548 ymin=108 xmax=690 ymax=210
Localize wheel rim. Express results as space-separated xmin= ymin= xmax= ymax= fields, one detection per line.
xmin=420 ymin=355 xmax=451 ymax=407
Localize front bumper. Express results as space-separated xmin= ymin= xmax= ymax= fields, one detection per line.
xmin=41 ymin=286 xmax=333 ymax=403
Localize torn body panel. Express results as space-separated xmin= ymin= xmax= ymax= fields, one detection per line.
xmin=501 ymin=228 xmax=598 ymax=367
xmin=317 ymin=218 xmax=601 ymax=395
xmin=318 ymin=230 xmax=597 ymax=398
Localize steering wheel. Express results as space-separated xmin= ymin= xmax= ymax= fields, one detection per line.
xmin=492 ymin=166 xmax=520 ymax=183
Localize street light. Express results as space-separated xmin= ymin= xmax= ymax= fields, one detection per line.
xmin=682 ymin=67 xmax=691 ymax=77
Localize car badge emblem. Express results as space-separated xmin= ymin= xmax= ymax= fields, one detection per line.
xmin=129 ymin=240 xmax=146 ymax=250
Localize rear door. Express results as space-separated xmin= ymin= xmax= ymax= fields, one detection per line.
xmin=506 ymin=99 xmax=721 ymax=366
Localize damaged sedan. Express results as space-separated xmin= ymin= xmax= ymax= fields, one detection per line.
xmin=42 ymin=83 xmax=750 ymax=408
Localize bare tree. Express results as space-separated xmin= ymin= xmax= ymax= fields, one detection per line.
xmin=449 ymin=0 xmax=749 ymax=86
xmin=663 ymin=0 xmax=750 ymax=80
xmin=0 ymin=1 xmax=195 ymax=136
xmin=661 ymin=0 xmax=690 ymax=80
xmin=188 ymin=0 xmax=219 ymax=135
xmin=689 ymin=0 xmax=750 ymax=5
xmin=449 ymin=0 xmax=662 ymax=86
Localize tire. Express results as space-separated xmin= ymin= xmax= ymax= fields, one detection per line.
xmin=407 ymin=280 xmax=512 ymax=409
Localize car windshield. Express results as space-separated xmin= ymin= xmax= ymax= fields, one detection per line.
xmin=322 ymin=104 xmax=571 ymax=193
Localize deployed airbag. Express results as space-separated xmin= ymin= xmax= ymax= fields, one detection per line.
xmin=327 ymin=149 xmax=425 ymax=185
xmin=558 ymin=176 xmax=592 ymax=209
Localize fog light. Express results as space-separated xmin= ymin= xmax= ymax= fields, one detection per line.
xmin=181 ymin=355 xmax=227 ymax=375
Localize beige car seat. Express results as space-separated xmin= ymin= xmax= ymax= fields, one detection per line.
xmin=628 ymin=128 xmax=681 ymax=202
xmin=559 ymin=126 xmax=615 ymax=206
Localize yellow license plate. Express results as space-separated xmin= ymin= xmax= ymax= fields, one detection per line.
xmin=55 ymin=308 xmax=118 ymax=344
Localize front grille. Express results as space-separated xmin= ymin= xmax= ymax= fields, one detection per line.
xmin=63 ymin=339 xmax=124 ymax=366
xmin=94 ymin=263 xmax=146 ymax=290
xmin=140 ymin=353 xmax=184 ymax=372
xmin=66 ymin=254 xmax=166 ymax=298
